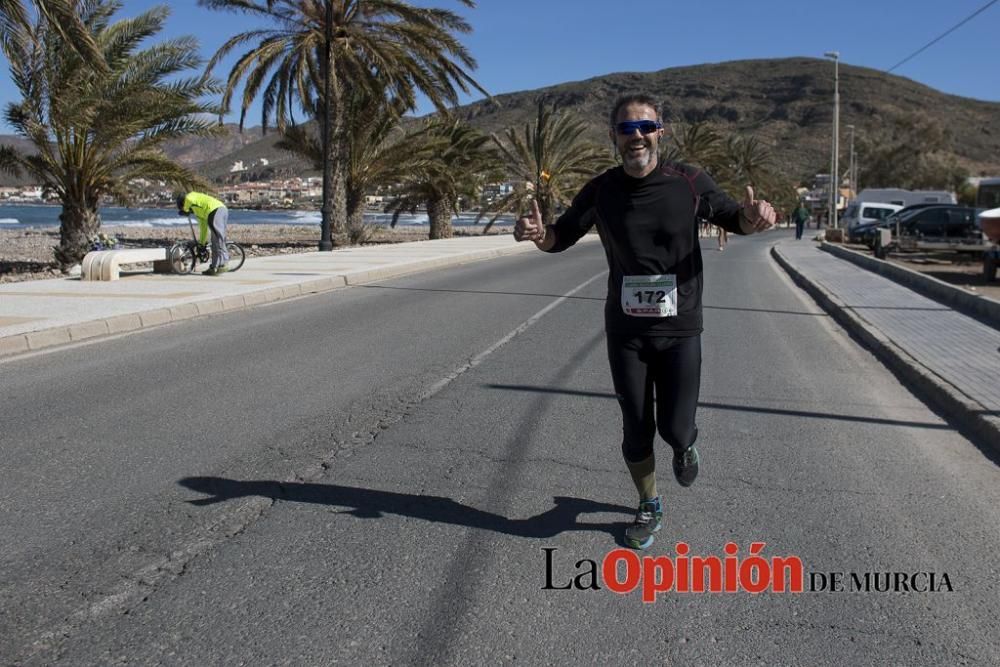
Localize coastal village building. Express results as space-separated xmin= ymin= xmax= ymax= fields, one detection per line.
xmin=218 ymin=177 xmax=322 ymax=207
xmin=229 ymin=158 xmax=269 ymax=174
xmin=482 ymin=181 xmax=516 ymax=204
xmin=1 ymin=186 xmax=50 ymax=202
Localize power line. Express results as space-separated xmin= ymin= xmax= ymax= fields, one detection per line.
xmin=887 ymin=0 xmax=999 ymax=73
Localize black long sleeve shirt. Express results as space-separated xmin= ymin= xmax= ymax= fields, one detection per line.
xmin=546 ymin=160 xmax=745 ymax=336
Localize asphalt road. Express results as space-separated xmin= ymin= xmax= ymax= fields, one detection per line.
xmin=2 ymin=229 xmax=999 ymax=665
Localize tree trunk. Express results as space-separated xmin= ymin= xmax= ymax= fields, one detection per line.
xmin=55 ymin=203 xmax=100 ymax=269
xmin=327 ymin=108 xmax=348 ymax=237
xmin=537 ymin=182 xmax=554 ymax=226
xmin=346 ymin=189 xmax=364 ymax=227
xmin=320 ymin=17 xmax=347 ymax=245
xmin=346 ymin=190 xmax=369 ymax=244
xmin=427 ymin=195 xmax=454 ymax=240
xmin=322 ymin=64 xmax=349 ymax=239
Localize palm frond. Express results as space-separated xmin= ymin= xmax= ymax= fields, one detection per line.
xmin=487 ymin=100 xmax=610 ymax=227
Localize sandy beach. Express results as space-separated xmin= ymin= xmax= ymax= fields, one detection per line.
xmin=0 ymin=223 xmax=515 ymax=283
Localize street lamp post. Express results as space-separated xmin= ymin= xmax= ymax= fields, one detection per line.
xmin=318 ymin=0 xmax=334 ymax=252
xmin=824 ymin=51 xmax=840 ymax=229
xmin=846 ymin=124 xmax=856 ymax=200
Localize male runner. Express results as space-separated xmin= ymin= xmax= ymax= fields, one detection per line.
xmin=514 ymin=94 xmax=776 ymax=549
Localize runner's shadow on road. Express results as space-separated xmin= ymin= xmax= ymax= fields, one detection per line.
xmin=178 ymin=477 xmax=631 ymax=541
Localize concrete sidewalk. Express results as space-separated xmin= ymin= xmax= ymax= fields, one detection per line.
xmin=774 ymin=239 xmax=1000 ymax=454
xmin=0 ymin=235 xmax=598 ymax=358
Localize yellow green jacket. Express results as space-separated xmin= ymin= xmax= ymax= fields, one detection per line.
xmin=180 ymin=192 xmax=226 ymax=245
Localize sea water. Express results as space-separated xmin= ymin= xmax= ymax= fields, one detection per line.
xmin=0 ymin=204 xmax=514 ymax=230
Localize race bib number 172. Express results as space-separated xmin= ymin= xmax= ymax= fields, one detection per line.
xmin=621 ymin=274 xmax=678 ymax=317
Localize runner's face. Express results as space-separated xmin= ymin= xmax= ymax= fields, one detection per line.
xmin=612 ymin=103 xmax=662 ymax=177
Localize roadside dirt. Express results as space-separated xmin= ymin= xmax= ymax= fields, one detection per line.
xmin=840 ymin=242 xmax=1000 ymax=302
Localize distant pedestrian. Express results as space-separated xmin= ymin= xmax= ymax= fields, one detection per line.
xmin=792 ymin=202 xmax=809 ymax=240
xmin=177 ymin=192 xmax=229 ymax=275
xmin=717 ymin=225 xmax=727 ymax=251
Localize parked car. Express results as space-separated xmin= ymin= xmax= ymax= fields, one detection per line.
xmin=841 ymin=201 xmax=902 ymax=230
xmin=853 ymin=204 xmax=948 ymax=246
xmin=848 ymin=219 xmax=887 ymax=244
xmin=888 ymin=202 xmax=953 ymax=219
xmin=894 ymin=205 xmax=981 ymax=239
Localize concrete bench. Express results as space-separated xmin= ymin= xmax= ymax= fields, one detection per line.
xmin=81 ymin=248 xmax=171 ymax=281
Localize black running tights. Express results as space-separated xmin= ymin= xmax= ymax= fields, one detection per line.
xmin=606 ymin=333 xmax=701 ymax=463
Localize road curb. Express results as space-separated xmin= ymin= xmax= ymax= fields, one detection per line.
xmin=772 ymin=244 xmax=1000 ymax=456
xmin=0 ymin=240 xmax=545 ymax=360
xmin=820 ymin=242 xmax=1000 ymax=330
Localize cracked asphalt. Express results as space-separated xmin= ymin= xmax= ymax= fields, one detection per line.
xmin=2 ymin=230 xmax=999 ymax=665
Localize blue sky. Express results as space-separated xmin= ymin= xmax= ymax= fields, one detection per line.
xmin=0 ymin=0 xmax=997 ymax=130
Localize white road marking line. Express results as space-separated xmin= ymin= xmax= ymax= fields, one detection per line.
xmin=419 ymin=271 xmax=607 ymax=401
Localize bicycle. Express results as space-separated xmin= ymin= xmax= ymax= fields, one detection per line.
xmin=168 ymin=215 xmax=246 ymax=274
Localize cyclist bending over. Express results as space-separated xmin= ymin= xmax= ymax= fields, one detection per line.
xmin=177 ymin=191 xmax=230 ymax=276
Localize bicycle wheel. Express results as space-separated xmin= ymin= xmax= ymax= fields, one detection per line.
xmin=169 ymin=243 xmax=196 ymax=274
xmin=225 ymin=242 xmax=246 ymax=272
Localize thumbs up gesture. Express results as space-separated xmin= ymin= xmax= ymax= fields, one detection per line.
xmin=514 ymin=199 xmax=545 ymax=243
xmin=740 ymin=185 xmax=777 ymax=233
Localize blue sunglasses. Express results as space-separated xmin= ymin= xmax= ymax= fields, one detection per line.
xmin=615 ymin=120 xmax=662 ymax=135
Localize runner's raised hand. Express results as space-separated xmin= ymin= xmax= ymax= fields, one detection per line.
xmin=514 ymin=199 xmax=545 ymax=243
xmin=741 ymin=185 xmax=777 ymax=233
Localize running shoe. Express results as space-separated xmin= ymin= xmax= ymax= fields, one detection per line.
xmin=673 ymin=445 xmax=699 ymax=487
xmin=201 ymin=266 xmax=218 ymax=276
xmin=624 ymin=496 xmax=662 ymax=550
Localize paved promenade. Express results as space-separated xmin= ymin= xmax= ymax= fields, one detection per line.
xmin=774 ymin=239 xmax=1000 ymax=453
xmin=0 ymin=235 xmax=601 ymax=358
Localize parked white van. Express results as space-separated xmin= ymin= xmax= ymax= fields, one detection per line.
xmin=854 ymin=188 xmax=956 ymax=208
xmin=841 ymin=201 xmax=903 ymax=229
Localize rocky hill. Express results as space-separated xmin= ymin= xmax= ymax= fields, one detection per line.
xmin=2 ymin=57 xmax=999 ymax=186
xmin=161 ymin=123 xmax=315 ymax=182
xmin=448 ymin=57 xmax=1000 ymax=183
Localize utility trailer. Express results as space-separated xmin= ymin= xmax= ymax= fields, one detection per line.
xmin=981 ymin=208 xmax=1000 ymax=282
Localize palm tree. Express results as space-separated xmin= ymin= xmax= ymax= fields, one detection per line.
xmin=0 ymin=1 xmax=220 ymax=268
xmin=663 ymin=121 xmax=725 ymax=174
xmin=666 ymin=122 xmax=794 ymax=218
xmin=484 ymin=101 xmax=610 ymax=231
xmin=724 ymin=134 xmax=795 ymax=207
xmin=276 ymin=91 xmax=440 ymax=242
xmin=199 ymin=0 xmax=488 ymax=241
xmin=722 ymin=135 xmax=771 ymax=189
xmin=384 ymin=118 xmax=498 ymax=239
